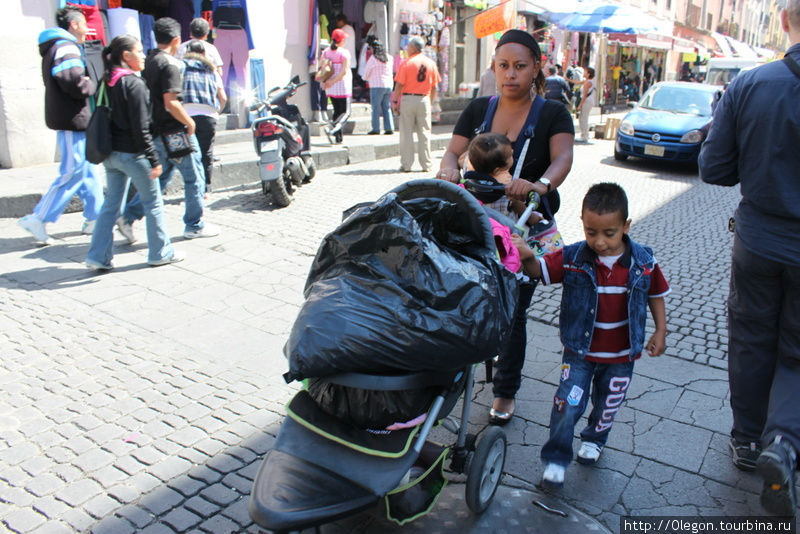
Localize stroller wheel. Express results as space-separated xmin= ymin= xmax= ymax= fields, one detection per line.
xmin=465 ymin=426 xmax=506 ymax=514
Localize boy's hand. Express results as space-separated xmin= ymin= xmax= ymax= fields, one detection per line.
xmin=511 ymin=234 xmax=534 ymax=260
xmin=646 ymin=330 xmax=666 ymax=357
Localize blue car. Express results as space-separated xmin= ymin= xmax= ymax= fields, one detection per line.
xmin=614 ymin=82 xmax=723 ymax=164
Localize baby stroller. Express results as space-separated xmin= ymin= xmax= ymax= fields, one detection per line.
xmin=249 ymin=180 xmax=521 ymax=532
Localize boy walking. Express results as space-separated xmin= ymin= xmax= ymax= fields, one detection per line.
xmin=513 ymin=183 xmax=669 ymax=487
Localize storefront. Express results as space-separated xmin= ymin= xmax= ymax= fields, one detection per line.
xmin=606 ymin=32 xmax=671 ymax=101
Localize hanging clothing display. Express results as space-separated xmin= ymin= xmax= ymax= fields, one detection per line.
xmin=139 ymin=13 xmax=156 ymax=53
xmin=64 ymin=0 xmax=107 ymax=45
xmin=363 ymin=0 xmax=388 ymax=51
xmin=169 ymin=0 xmax=196 ymax=42
xmin=215 ymin=28 xmax=249 ymax=87
xmin=437 ymin=25 xmax=450 ymax=94
xmin=107 ymin=8 xmax=141 ymax=42
xmin=212 ymin=0 xmax=254 ymax=49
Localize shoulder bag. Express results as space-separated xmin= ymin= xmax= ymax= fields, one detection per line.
xmin=315 ymin=57 xmax=333 ymax=83
xmin=85 ymin=82 xmax=113 ymax=164
xmin=161 ymin=127 xmax=194 ymax=159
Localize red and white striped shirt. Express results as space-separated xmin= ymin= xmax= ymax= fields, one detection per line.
xmin=540 ymin=246 xmax=670 ymax=363
xmin=364 ymin=55 xmax=394 ymax=89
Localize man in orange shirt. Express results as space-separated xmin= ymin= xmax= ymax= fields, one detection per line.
xmin=392 ymin=36 xmax=441 ymax=172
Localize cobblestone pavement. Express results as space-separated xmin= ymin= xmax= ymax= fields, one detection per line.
xmin=1 ymin=138 xmax=783 ymax=534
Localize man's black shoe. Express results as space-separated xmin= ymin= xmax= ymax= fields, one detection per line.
xmin=730 ymin=438 xmax=761 ymax=472
xmin=756 ymin=438 xmax=797 ymax=516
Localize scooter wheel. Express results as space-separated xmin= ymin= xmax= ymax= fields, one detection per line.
xmin=270 ymin=168 xmax=294 ymax=207
xmin=303 ymin=155 xmax=316 ymax=182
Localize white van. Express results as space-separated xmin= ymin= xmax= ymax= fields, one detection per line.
xmin=705 ymin=57 xmax=762 ymax=86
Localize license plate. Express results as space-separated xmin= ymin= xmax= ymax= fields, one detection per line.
xmin=644 ymin=144 xmax=665 ymax=157
xmin=260 ymin=140 xmax=279 ymax=153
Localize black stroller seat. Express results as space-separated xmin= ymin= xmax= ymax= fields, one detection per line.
xmin=250 ymin=370 xmax=464 ymax=533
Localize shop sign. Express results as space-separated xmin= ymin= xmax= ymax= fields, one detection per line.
xmin=474 ymin=0 xmax=514 ymax=38
xmin=465 ymin=0 xmax=489 ymax=8
xmin=682 ymin=52 xmax=698 ymax=62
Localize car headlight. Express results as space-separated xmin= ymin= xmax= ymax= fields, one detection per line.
xmin=680 ymin=129 xmax=704 ymax=143
xmin=619 ymin=121 xmax=635 ymax=136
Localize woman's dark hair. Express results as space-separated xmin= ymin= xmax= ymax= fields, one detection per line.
xmin=187 ymin=40 xmax=206 ymax=55
xmin=495 ymin=30 xmax=545 ymax=96
xmin=335 ymin=13 xmax=348 ymax=25
xmin=586 ymin=67 xmax=596 ymax=79
xmin=371 ymin=40 xmax=388 ymax=63
xmin=468 ymin=133 xmax=513 ymax=175
xmin=102 ymin=34 xmax=139 ymax=83
xmin=56 ymin=6 xmax=84 ymax=31
xmin=582 ymin=182 xmax=628 ymax=221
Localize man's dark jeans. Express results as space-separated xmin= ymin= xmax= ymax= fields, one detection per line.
xmin=728 ymin=235 xmax=800 ymax=454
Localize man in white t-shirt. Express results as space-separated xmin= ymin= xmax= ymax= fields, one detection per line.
xmin=335 ymin=14 xmax=357 ymax=71
xmin=177 ymin=18 xmax=223 ymax=75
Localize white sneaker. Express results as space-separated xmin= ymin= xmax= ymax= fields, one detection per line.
xmin=81 ymin=219 xmax=96 ymax=235
xmin=148 ymin=249 xmax=186 ymax=266
xmin=577 ymin=442 xmax=603 ymax=465
xmin=116 ymin=217 xmax=137 ymax=244
xmin=541 ymin=463 xmax=565 ymax=488
xmin=183 ymin=223 xmax=220 ymax=240
xmin=85 ymin=258 xmax=114 ymax=271
xmin=18 ymin=215 xmax=51 ymax=244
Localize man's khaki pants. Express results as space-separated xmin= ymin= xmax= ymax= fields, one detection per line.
xmin=398 ymin=94 xmax=432 ymax=171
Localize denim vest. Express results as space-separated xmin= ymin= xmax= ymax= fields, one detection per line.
xmin=559 ymin=236 xmax=655 ymax=360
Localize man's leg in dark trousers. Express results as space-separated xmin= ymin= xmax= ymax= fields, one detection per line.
xmin=728 ymin=235 xmax=782 ymax=445
xmin=762 ymin=256 xmax=800 ymax=454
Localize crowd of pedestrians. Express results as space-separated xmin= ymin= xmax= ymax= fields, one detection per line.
xmin=19 ymin=9 xmax=222 ymax=269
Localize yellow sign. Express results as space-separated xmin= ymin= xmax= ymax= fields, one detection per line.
xmin=682 ymin=52 xmax=698 ymax=62
xmin=474 ymin=1 xmax=515 ymax=39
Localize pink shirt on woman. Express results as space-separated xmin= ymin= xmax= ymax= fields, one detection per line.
xmin=322 ymin=47 xmax=352 ymax=98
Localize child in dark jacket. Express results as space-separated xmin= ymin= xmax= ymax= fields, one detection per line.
xmin=513 ymin=182 xmax=670 ymax=487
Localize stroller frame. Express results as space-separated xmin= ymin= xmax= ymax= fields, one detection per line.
xmin=250 ymin=180 xmax=511 ymax=532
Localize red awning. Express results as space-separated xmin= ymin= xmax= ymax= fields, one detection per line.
xmin=608 ymin=32 xmax=672 ymax=50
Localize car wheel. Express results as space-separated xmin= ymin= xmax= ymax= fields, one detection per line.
xmin=614 ymin=148 xmax=628 ymax=161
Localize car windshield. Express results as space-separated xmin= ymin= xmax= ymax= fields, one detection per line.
xmin=707 ymin=68 xmax=741 ymax=86
xmin=638 ymin=86 xmax=714 ymax=116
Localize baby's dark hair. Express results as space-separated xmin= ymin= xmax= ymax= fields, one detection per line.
xmin=582 ymin=182 xmax=628 ymax=221
xmin=467 ymin=133 xmax=512 ymax=175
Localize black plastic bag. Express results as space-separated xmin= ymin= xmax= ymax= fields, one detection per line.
xmin=284 ymin=191 xmax=519 ymax=381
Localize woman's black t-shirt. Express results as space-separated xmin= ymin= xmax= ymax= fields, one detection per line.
xmin=453 ymin=96 xmax=574 ymax=183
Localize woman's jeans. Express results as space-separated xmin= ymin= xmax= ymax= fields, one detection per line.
xmin=370 ymin=86 xmax=393 ymax=132
xmin=492 ymin=282 xmax=536 ymax=399
xmin=541 ymin=351 xmax=635 ymax=467
xmin=87 ymin=151 xmax=173 ymax=266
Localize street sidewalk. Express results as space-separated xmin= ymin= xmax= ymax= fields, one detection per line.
xmin=0 ymin=106 xmax=621 ymax=219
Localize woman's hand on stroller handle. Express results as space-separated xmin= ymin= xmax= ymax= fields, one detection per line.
xmin=436 ymin=168 xmax=461 ymax=183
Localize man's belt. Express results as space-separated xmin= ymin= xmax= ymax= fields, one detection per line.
xmin=402 ymin=93 xmax=427 ymax=96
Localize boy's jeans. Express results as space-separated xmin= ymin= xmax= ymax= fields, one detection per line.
xmin=122 ymin=135 xmax=206 ymax=233
xmin=541 ymin=351 xmax=635 ymax=467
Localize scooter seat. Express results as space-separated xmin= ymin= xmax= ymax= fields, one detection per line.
xmin=249 ymin=448 xmax=378 ymax=532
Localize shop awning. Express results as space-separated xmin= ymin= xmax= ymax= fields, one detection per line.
xmin=543 ymin=1 xmax=663 ymax=34
xmin=607 ymin=32 xmax=672 ymax=50
xmin=672 ymin=36 xmax=696 ymax=54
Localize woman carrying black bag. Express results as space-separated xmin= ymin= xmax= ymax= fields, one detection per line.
xmin=436 ymin=30 xmax=575 ymax=425
xmin=86 ymin=35 xmax=183 ymax=270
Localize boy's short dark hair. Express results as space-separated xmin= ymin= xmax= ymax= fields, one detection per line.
xmin=467 ymin=133 xmax=512 ymax=175
xmin=582 ymin=182 xmax=628 ymax=221
xmin=154 ymin=17 xmax=181 ymax=45
xmin=56 ymin=6 xmax=84 ymax=31
xmin=189 ymin=18 xmax=210 ymax=38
